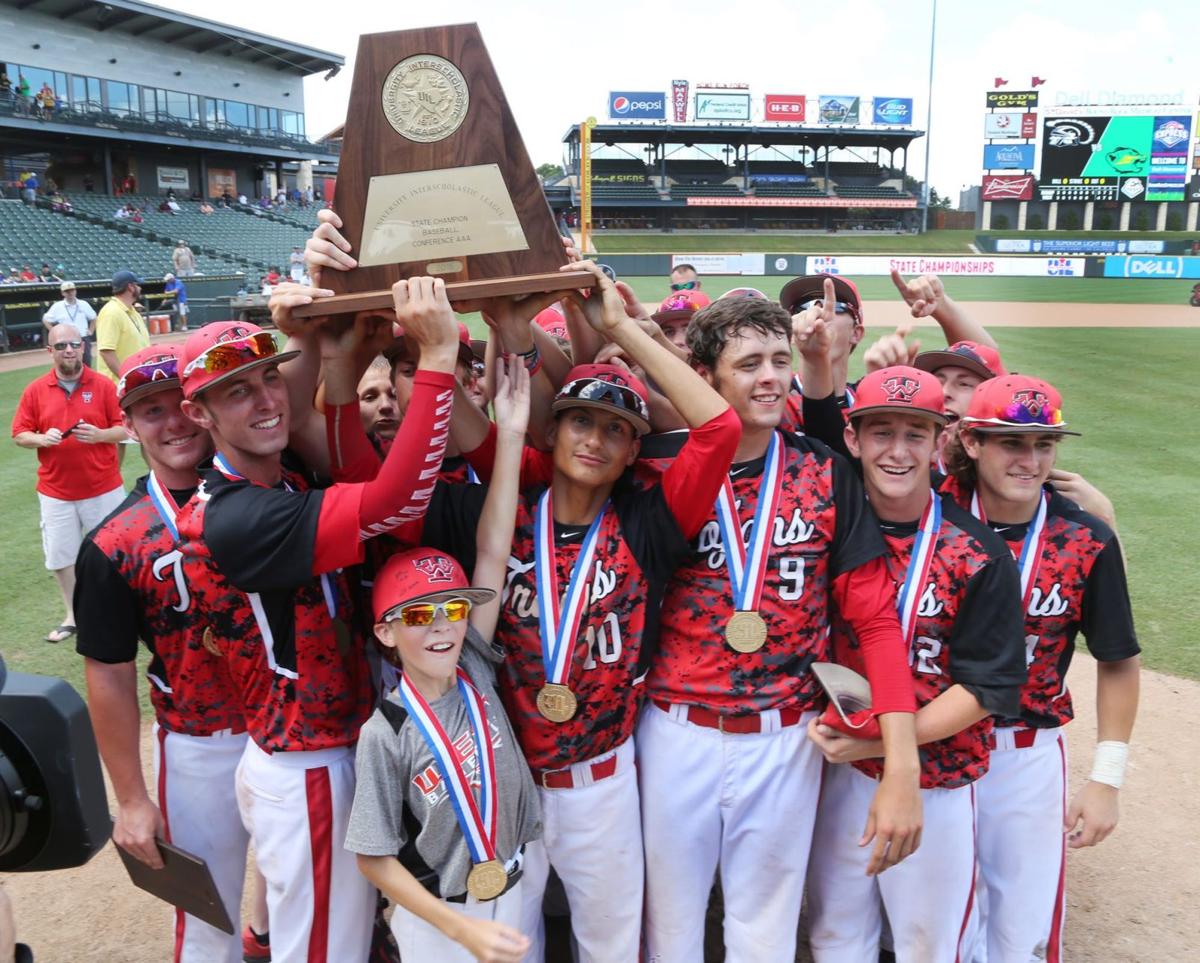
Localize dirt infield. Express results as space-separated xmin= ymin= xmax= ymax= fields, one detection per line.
xmin=2 ymin=660 xmax=1194 ymax=962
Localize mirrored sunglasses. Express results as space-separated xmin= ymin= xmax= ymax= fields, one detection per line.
xmin=117 ymin=357 xmax=179 ymax=396
xmin=796 ymin=298 xmax=859 ymax=318
xmin=182 ymin=331 xmax=278 ymax=378
xmin=51 ymin=340 xmax=83 ymax=351
xmin=557 ymin=376 xmax=650 ymax=424
xmin=670 ymin=280 xmax=698 ymax=291
xmin=390 ymin=598 xmax=472 ymax=627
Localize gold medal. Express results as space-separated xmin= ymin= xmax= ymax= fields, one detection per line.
xmin=466 ymin=859 xmax=508 ymax=901
xmin=725 ymin=610 xmax=768 ymax=653
xmin=201 ymin=626 xmax=222 ymax=657
xmin=537 ymin=683 xmax=577 ymax=723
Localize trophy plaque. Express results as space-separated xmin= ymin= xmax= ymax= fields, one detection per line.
xmin=293 ymin=24 xmax=592 ymax=319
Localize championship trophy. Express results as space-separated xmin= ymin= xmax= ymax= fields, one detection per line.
xmin=293 ymin=23 xmax=591 ymax=319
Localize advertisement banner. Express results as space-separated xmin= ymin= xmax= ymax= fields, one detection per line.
xmin=983 ymin=144 xmax=1035 ymax=170
xmin=685 ymin=196 xmax=918 ymax=208
xmin=671 ymin=80 xmax=689 ymax=122
xmin=751 ymin=173 xmax=809 ymax=184
xmin=591 ymin=173 xmax=645 ymax=184
xmin=671 ymin=253 xmax=766 ymax=276
xmin=1147 ymin=115 xmax=1191 ymax=201
xmin=764 ymin=94 xmax=806 ymax=123
xmin=981 ymin=174 xmax=1035 ymax=200
xmin=998 ymin=238 xmax=1164 ymax=254
xmin=818 ymin=95 xmax=860 ymax=125
xmin=1103 ymin=256 xmax=1200 ymax=279
xmin=802 ymin=255 xmax=1085 ymax=278
xmin=206 ymin=168 xmax=235 ymax=198
xmin=695 ymin=91 xmax=751 ymax=121
xmin=872 ymin=97 xmax=913 ymax=125
xmin=157 ymin=166 xmax=189 ymax=190
xmin=984 ymin=112 xmax=1037 ymax=139
xmin=608 ymin=91 xmax=665 ymax=120
xmin=985 ymin=90 xmax=1039 ymax=109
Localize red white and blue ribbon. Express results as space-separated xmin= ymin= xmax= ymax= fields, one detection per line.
xmin=212 ymin=451 xmax=339 ymax=621
xmin=397 ymin=667 xmax=498 ymax=865
xmin=971 ymin=488 xmax=1049 ymax=610
xmin=534 ymin=489 xmax=608 ymax=690
xmin=715 ymin=430 xmax=784 ymax=612
xmin=895 ymin=489 xmax=942 ymax=646
xmin=147 ymin=470 xmax=183 ymax=542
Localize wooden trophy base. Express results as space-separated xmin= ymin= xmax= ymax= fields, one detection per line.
xmin=291 ymin=270 xmax=595 ymax=320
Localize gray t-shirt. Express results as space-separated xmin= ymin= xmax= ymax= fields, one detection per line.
xmin=345 ymin=625 xmax=542 ymax=898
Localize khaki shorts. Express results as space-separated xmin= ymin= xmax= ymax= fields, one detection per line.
xmin=38 ymin=486 xmax=126 ymax=570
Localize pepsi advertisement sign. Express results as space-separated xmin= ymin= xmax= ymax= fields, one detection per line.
xmin=608 ymin=91 xmax=665 ymax=120
xmin=873 ymin=97 xmax=913 ymax=125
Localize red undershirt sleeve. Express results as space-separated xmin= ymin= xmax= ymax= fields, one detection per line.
xmin=659 ymin=407 xmax=741 ymax=539
xmin=462 ymin=421 xmax=554 ymax=487
xmin=326 ymin=401 xmax=383 ymax=483
xmin=313 ymin=370 xmax=454 ymax=573
xmin=831 ymin=558 xmax=917 ymax=716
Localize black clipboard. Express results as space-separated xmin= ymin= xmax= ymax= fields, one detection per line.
xmin=115 ymin=838 xmax=235 ymax=934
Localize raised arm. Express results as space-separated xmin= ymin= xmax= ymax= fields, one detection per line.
xmin=889 ymin=269 xmax=996 ymax=349
xmin=469 ymin=356 xmax=530 ymax=642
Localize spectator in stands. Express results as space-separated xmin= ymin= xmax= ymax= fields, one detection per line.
xmin=96 ymin=270 xmax=150 ymax=383
xmin=288 ymin=246 xmax=305 ymax=282
xmin=20 ymin=170 xmax=38 ymax=204
xmin=50 ymin=191 xmax=72 ymax=214
xmin=43 ymin=281 xmax=97 ymax=366
xmin=301 ymin=185 xmax=313 ymax=207
xmin=158 ymin=198 xmax=179 ymax=215
xmin=172 ymin=239 xmax=196 ymax=276
xmin=265 ymin=265 xmax=282 ymax=286
xmin=0 ymin=71 xmax=11 ymax=107
xmin=220 ymin=188 xmax=235 ymax=207
xmin=35 ymin=82 xmax=55 ymax=119
xmin=122 ymin=174 xmax=137 ymax=194
xmin=236 ymin=191 xmax=247 ymax=205
xmin=19 ymin=266 xmax=37 ymax=282
xmin=11 ymin=322 xmax=126 ymax=643
xmin=162 ymin=273 xmax=189 ymax=330
xmin=38 ymin=264 xmax=62 ymax=282
xmin=198 ymin=200 xmax=214 ymax=215
xmin=16 ymin=74 xmax=31 ymax=114
xmin=669 ymin=262 xmax=703 ymax=296
xmin=3 ymin=268 xmax=22 ymax=285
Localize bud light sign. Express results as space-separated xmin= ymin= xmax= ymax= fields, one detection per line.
xmin=873 ymin=97 xmax=913 ymax=125
xmin=983 ymin=144 xmax=1035 ymax=170
xmin=608 ymin=91 xmax=665 ymax=120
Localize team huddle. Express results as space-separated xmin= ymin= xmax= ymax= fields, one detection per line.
xmin=71 ymin=213 xmax=1139 ymax=963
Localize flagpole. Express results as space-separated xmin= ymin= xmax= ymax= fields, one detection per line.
xmin=920 ymin=0 xmax=938 ymax=233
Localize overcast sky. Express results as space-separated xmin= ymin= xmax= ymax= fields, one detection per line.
xmin=164 ymin=0 xmax=1195 ymax=197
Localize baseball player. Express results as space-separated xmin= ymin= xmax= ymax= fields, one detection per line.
xmin=635 ymin=288 xmax=922 ymax=963
xmin=75 ymin=345 xmax=250 ymax=963
xmin=804 ymin=365 xmax=1026 ymax=962
xmin=347 ymin=358 xmax=541 ymax=963
xmin=941 ymin=375 xmax=1141 ymax=962
xmin=172 ymin=284 xmax=460 ymax=962
xmin=339 ymin=259 xmax=741 ymax=961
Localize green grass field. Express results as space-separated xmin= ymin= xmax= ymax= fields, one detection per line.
xmin=2 ymin=325 xmax=1196 ymax=703
xmin=595 ymin=228 xmax=1200 ymax=255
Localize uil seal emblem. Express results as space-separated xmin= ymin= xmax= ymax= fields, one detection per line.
xmin=381 ymin=54 xmax=469 ymax=143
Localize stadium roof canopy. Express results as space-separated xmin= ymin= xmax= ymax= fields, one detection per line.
xmin=3 ymin=0 xmax=343 ymax=75
xmin=564 ymin=123 xmax=924 ymax=150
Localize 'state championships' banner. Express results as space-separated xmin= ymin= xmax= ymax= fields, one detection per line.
xmin=872 ymin=97 xmax=913 ymax=125
xmin=805 ymin=255 xmax=1085 ymax=278
xmin=818 ymin=95 xmax=860 ymax=125
xmin=608 ymin=91 xmax=665 ymax=120
xmin=764 ymin=94 xmax=806 ymax=123
xmin=695 ymin=91 xmax=751 ymax=121
xmin=984 ymin=112 xmax=1037 ymax=139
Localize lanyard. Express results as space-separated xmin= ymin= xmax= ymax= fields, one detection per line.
xmin=715 ymin=430 xmax=783 ymax=612
xmin=146 ymin=471 xmax=183 ymax=542
xmin=970 ymin=488 xmax=1050 ymax=610
xmin=895 ymin=489 xmax=941 ymax=645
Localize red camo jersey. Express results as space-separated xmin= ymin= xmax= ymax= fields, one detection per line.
xmin=779 ymin=378 xmax=856 ymax=436
xmin=419 ymin=480 xmax=693 ymax=771
xmin=74 ymin=478 xmax=245 ymax=735
xmin=644 ymin=430 xmax=894 ymax=714
xmin=941 ymin=478 xmax=1139 ymax=728
xmin=834 ymin=494 xmax=1026 ymax=789
xmin=175 ymin=458 xmax=374 ymax=752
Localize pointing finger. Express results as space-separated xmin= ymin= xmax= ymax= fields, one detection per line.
xmin=889 ymin=267 xmax=909 ymax=296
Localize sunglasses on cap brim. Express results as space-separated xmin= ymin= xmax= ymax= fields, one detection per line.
xmin=385 ymin=598 xmax=472 ymax=627
xmin=182 ymin=331 xmax=279 ymax=379
xmin=118 ymin=357 xmax=179 ymax=397
xmin=793 ymin=298 xmax=861 ymax=320
xmin=556 ymin=377 xmax=650 ymax=427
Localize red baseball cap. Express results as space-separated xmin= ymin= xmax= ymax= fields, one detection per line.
xmin=914 ymin=340 xmax=1007 ymax=380
xmin=652 ymin=290 xmax=708 ymax=322
xmin=535 ymin=305 xmax=569 ymax=341
xmin=779 ymin=273 xmax=864 ymax=323
xmin=117 ymin=345 xmax=182 ymax=409
xmin=849 ymin=365 xmax=947 ymax=425
xmin=959 ymin=375 xmax=1080 ymax=435
xmin=373 ymin=548 xmax=496 ymax=623
xmin=179 ymin=321 xmax=298 ymax=399
xmin=719 ymin=286 xmax=769 ymax=300
xmin=552 ymin=363 xmax=652 ymax=436
xmin=456 ymin=321 xmax=484 ymax=366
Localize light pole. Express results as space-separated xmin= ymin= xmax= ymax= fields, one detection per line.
xmin=920 ymin=0 xmax=938 ymax=233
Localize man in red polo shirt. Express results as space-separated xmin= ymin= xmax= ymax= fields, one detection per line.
xmin=12 ymin=323 xmax=126 ymax=642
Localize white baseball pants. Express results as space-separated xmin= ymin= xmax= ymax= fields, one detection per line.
xmin=636 ymin=702 xmax=822 ymax=963
xmin=153 ymin=725 xmax=249 ymax=963
xmin=236 ymin=740 xmax=375 ymax=963
xmin=390 ymin=878 xmax=526 ymax=962
xmin=807 ymin=763 xmax=978 ymax=963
